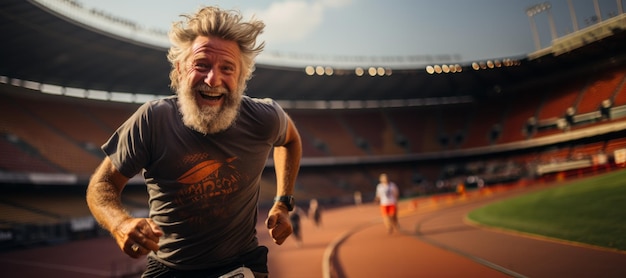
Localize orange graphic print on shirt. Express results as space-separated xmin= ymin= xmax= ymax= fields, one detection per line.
xmin=174 ymin=156 xmax=245 ymax=226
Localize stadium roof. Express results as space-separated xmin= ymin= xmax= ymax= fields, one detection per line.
xmin=2 ymin=0 xmax=626 ymax=104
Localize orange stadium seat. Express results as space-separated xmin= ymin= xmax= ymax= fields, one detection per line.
xmin=576 ymin=67 xmax=626 ymax=114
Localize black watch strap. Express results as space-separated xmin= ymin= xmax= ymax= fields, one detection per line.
xmin=274 ymin=195 xmax=295 ymax=211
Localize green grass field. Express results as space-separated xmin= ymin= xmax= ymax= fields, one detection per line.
xmin=467 ymin=168 xmax=626 ymax=251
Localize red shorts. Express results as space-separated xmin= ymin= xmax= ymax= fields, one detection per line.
xmin=380 ymin=204 xmax=397 ymax=216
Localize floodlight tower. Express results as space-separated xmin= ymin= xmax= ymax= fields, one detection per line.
xmin=526 ymin=2 xmax=557 ymax=51
xmin=567 ymin=0 xmax=579 ymax=32
xmin=566 ymin=0 xmax=625 ymax=34
xmin=590 ymin=0 xmax=624 ymax=20
xmin=593 ymin=0 xmax=602 ymax=22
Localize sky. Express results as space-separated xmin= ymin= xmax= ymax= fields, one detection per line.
xmin=75 ymin=0 xmax=623 ymax=67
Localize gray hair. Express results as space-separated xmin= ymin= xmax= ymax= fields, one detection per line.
xmin=167 ymin=6 xmax=265 ymax=93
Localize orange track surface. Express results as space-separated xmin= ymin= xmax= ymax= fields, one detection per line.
xmin=2 ymin=184 xmax=626 ymax=277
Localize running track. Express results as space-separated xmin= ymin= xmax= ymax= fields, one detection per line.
xmin=2 ymin=183 xmax=625 ymax=277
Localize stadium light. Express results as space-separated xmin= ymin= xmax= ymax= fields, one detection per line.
xmin=526 ymin=2 xmax=557 ymax=50
xmin=355 ymin=67 xmax=364 ymax=76
xmin=526 ymin=2 xmax=550 ymax=17
xmin=305 ymin=66 xmax=315 ymax=76
xmin=376 ymin=67 xmax=385 ymax=76
xmin=325 ymin=67 xmax=334 ymax=76
xmin=368 ymin=67 xmax=377 ymax=76
xmin=315 ymin=66 xmax=325 ymax=76
xmin=426 ymin=66 xmax=435 ymax=74
xmin=426 ymin=64 xmax=462 ymax=74
xmin=442 ymin=65 xmax=450 ymax=73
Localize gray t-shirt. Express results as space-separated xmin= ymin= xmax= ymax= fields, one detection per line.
xmin=102 ymin=95 xmax=287 ymax=270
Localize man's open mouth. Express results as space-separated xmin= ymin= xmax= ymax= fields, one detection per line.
xmin=198 ymin=91 xmax=224 ymax=101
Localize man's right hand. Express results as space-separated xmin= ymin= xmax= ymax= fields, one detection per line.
xmin=113 ymin=218 xmax=163 ymax=258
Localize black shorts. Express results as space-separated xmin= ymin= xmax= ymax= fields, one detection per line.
xmin=142 ymin=246 xmax=269 ymax=278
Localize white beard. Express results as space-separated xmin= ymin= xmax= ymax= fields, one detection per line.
xmin=177 ymin=82 xmax=242 ymax=135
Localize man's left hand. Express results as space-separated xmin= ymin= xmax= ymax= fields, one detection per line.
xmin=265 ymin=204 xmax=292 ymax=245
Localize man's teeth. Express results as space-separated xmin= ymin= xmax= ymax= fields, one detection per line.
xmin=199 ymin=91 xmax=223 ymax=99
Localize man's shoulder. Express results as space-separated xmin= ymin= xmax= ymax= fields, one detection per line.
xmin=150 ymin=95 xmax=178 ymax=107
xmin=242 ymin=95 xmax=277 ymax=107
xmin=240 ymin=96 xmax=283 ymax=115
xmin=138 ymin=95 xmax=177 ymax=113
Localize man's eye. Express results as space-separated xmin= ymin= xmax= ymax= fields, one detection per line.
xmin=194 ymin=63 xmax=210 ymax=70
xmin=222 ymin=65 xmax=235 ymax=73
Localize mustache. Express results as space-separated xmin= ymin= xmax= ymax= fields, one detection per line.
xmin=193 ymin=84 xmax=229 ymax=94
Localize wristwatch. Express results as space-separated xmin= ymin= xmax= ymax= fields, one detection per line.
xmin=274 ymin=195 xmax=295 ymax=211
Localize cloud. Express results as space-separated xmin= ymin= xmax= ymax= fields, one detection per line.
xmin=247 ymin=0 xmax=352 ymax=44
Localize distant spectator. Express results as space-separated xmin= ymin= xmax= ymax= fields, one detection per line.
xmin=456 ymin=182 xmax=466 ymax=196
xmin=289 ymin=206 xmax=305 ymax=247
xmin=308 ymin=198 xmax=323 ymax=228
xmin=354 ymin=191 xmax=362 ymax=206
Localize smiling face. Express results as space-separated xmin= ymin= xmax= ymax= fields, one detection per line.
xmin=177 ymin=36 xmax=244 ymax=134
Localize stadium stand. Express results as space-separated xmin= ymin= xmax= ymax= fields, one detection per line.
xmin=0 ymin=87 xmax=103 ymax=174
xmin=438 ymin=103 xmax=472 ymax=150
xmin=0 ymin=133 xmax=60 ymax=173
xmin=538 ymin=82 xmax=583 ymax=121
xmin=461 ymin=97 xmax=508 ymax=148
xmin=290 ymin=111 xmax=367 ymax=157
xmin=576 ymin=68 xmax=626 ymax=114
xmin=496 ymin=92 xmax=540 ymax=143
xmin=340 ymin=110 xmax=401 ymax=156
xmin=570 ymin=141 xmax=607 ymax=160
xmin=386 ymin=106 xmax=442 ymax=153
xmin=611 ymin=72 xmax=626 ymax=106
xmin=605 ymin=136 xmax=626 ymax=155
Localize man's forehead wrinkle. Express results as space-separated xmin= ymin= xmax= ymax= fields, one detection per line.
xmin=191 ymin=42 xmax=237 ymax=60
xmin=192 ymin=43 xmax=211 ymax=56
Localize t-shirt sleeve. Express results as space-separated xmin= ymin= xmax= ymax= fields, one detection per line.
xmin=271 ymin=99 xmax=288 ymax=146
xmin=249 ymin=97 xmax=288 ymax=146
xmin=101 ymin=102 xmax=152 ymax=178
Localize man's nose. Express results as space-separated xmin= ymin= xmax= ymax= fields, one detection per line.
xmin=204 ymin=70 xmax=221 ymax=87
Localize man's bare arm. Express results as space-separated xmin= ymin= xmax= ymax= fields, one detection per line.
xmin=266 ymin=115 xmax=302 ymax=245
xmin=86 ymin=157 xmax=162 ymax=257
